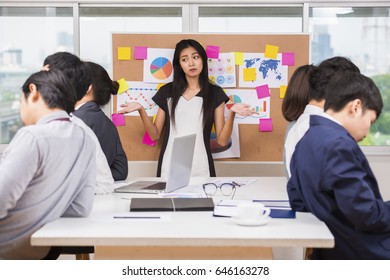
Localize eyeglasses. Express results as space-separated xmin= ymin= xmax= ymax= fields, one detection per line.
xmin=202 ymin=182 xmax=241 ymax=199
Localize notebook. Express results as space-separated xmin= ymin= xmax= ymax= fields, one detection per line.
xmin=130 ymin=197 xmax=215 ymax=212
xmin=114 ymin=133 xmax=196 ymax=194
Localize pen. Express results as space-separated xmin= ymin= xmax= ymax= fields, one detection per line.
xmin=113 ymin=216 xmax=161 ymax=219
xmin=232 ymin=181 xmax=244 ymax=187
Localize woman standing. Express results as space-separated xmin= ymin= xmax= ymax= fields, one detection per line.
xmin=118 ymin=39 xmax=256 ymax=177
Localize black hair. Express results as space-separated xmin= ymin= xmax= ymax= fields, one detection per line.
xmin=171 ymin=39 xmax=213 ymax=126
xmin=84 ymin=61 xmax=118 ymax=106
xmin=282 ymin=64 xmax=316 ymax=122
xmin=324 ymin=71 xmax=383 ymax=119
xmin=309 ymin=56 xmax=360 ymax=102
xmin=22 ymin=69 xmax=77 ymax=114
xmin=43 ymin=52 xmax=91 ymax=102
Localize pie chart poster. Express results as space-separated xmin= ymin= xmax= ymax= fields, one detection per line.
xmin=143 ymin=48 xmax=175 ymax=84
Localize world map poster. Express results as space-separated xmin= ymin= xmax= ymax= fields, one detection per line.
xmin=238 ymin=53 xmax=288 ymax=88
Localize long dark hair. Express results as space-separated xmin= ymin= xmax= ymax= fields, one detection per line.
xmin=171 ymin=39 xmax=213 ymax=126
xmin=84 ymin=61 xmax=119 ymax=106
xmin=282 ymin=64 xmax=315 ymax=122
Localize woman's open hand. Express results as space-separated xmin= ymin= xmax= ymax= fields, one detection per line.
xmin=230 ymin=103 xmax=259 ymax=116
xmin=116 ymin=102 xmax=143 ymax=114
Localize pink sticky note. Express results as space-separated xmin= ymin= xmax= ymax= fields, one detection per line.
xmin=111 ymin=113 xmax=125 ymax=126
xmin=142 ymin=131 xmax=155 ymax=147
xmin=259 ymin=118 xmax=273 ymax=132
xmin=256 ymin=85 xmax=270 ymax=99
xmin=206 ymin=45 xmax=220 ymax=59
xmin=134 ymin=46 xmax=148 ymax=60
xmin=282 ymin=52 xmax=295 ymax=66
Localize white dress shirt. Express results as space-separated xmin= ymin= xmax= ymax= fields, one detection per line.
xmin=284 ymin=104 xmax=325 ymax=178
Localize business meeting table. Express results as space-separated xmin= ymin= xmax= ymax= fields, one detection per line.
xmin=30 ymin=177 xmax=334 ymax=260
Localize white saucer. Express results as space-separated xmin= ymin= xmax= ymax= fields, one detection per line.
xmin=234 ymin=216 xmax=271 ymax=226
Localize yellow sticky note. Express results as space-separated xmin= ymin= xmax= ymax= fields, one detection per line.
xmin=243 ymin=68 xmax=256 ymax=81
xmin=280 ymin=85 xmax=287 ymax=98
xmin=235 ymin=52 xmax=244 ymax=65
xmin=264 ymin=44 xmax=279 ymax=59
xmin=156 ymin=83 xmax=165 ymax=91
xmin=117 ymin=78 xmax=129 ymax=94
xmin=118 ymin=47 xmax=131 ymax=60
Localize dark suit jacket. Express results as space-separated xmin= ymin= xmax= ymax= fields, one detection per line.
xmin=73 ymin=101 xmax=128 ymax=180
xmin=287 ymin=115 xmax=390 ymax=259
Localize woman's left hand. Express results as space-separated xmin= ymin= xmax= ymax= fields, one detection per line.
xmin=230 ymin=103 xmax=259 ymax=116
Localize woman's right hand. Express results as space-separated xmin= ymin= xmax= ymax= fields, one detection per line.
xmin=116 ymin=102 xmax=143 ymax=114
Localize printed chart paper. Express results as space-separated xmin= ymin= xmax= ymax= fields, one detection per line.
xmin=116 ymin=81 xmax=158 ymax=117
xmin=143 ymin=48 xmax=175 ymax=84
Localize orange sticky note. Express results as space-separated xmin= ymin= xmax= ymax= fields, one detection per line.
xmin=264 ymin=44 xmax=279 ymax=59
xmin=235 ymin=52 xmax=244 ymax=65
xmin=118 ymin=47 xmax=131 ymax=60
xmin=117 ymin=78 xmax=129 ymax=94
xmin=280 ymin=85 xmax=287 ymax=98
xmin=243 ymin=68 xmax=256 ymax=81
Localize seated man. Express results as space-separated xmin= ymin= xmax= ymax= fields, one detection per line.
xmin=43 ymin=52 xmax=115 ymax=194
xmin=287 ymin=71 xmax=390 ymax=259
xmin=0 ymin=70 xmax=96 ymax=259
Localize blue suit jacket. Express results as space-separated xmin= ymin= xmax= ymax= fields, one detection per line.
xmin=287 ymin=115 xmax=390 ymax=259
xmin=73 ymin=101 xmax=128 ymax=181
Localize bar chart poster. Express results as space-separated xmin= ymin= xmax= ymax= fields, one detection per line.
xmin=224 ymin=89 xmax=270 ymax=124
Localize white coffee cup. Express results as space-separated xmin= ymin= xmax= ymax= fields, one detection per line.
xmin=234 ymin=202 xmax=271 ymax=226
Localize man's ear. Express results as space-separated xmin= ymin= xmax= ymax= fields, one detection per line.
xmin=351 ymin=99 xmax=362 ymax=116
xmin=28 ymin=84 xmax=40 ymax=102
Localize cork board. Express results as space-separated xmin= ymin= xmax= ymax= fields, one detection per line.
xmin=112 ymin=33 xmax=309 ymax=161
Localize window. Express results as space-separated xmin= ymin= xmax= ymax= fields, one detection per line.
xmin=310 ymin=7 xmax=390 ymax=146
xmin=199 ymin=6 xmax=303 ymax=33
xmin=0 ymin=6 xmax=73 ymax=144
xmin=79 ymin=6 xmax=182 ymax=74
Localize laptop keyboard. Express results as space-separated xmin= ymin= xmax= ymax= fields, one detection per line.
xmin=142 ymin=182 xmax=167 ymax=190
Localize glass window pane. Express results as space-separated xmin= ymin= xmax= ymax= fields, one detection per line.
xmin=310 ymin=7 xmax=390 ymax=146
xmin=0 ymin=7 xmax=73 ymax=144
xmin=199 ymin=7 xmax=302 ymax=33
xmin=79 ymin=7 xmax=182 ymax=73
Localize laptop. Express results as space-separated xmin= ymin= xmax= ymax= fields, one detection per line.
xmin=114 ymin=133 xmax=196 ymax=194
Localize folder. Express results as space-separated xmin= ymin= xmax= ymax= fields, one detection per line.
xmin=130 ymin=197 xmax=215 ymax=212
xmin=213 ymin=200 xmax=296 ymax=219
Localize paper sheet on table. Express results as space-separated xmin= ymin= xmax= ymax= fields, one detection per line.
xmin=218 ymin=199 xmax=291 ymax=208
xmin=158 ymin=192 xmax=206 ymax=198
xmin=211 ymin=178 xmax=258 ymax=187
